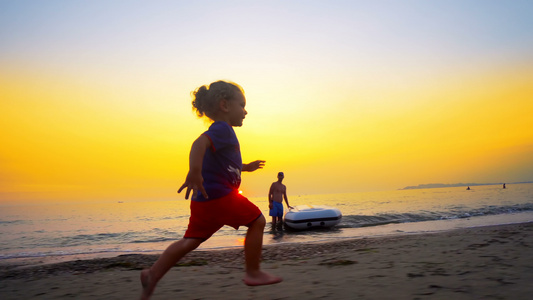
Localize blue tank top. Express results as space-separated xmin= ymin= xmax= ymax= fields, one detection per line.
xmin=194 ymin=121 xmax=242 ymax=201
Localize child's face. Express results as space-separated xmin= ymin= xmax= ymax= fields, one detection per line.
xmin=227 ymin=91 xmax=247 ymax=127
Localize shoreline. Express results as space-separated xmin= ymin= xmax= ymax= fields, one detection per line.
xmin=3 ymin=211 xmax=531 ymax=269
xmin=2 ymin=221 xmax=532 ymax=299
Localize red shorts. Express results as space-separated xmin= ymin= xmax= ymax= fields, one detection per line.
xmin=184 ymin=191 xmax=262 ymax=240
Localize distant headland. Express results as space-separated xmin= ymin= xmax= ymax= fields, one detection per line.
xmin=400 ymin=181 xmax=533 ymax=190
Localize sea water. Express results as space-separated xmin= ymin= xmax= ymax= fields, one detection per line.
xmin=1 ymin=183 xmax=532 ymax=265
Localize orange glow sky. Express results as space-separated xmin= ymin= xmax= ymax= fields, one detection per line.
xmin=1 ymin=1 xmax=533 ymax=203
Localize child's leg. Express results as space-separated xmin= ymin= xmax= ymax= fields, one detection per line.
xmin=243 ymin=215 xmax=282 ymax=286
xmin=140 ymin=238 xmax=203 ymax=300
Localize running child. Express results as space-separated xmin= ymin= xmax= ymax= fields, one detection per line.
xmin=140 ymin=80 xmax=282 ymax=300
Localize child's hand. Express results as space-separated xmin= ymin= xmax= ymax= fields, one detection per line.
xmin=243 ymin=160 xmax=266 ymax=172
xmin=177 ymin=172 xmax=208 ymax=200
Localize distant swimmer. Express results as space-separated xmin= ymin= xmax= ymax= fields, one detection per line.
xmin=466 ymin=186 xmax=471 ymax=190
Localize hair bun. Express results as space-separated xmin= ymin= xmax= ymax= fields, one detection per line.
xmin=190 ymin=81 xmax=243 ymax=119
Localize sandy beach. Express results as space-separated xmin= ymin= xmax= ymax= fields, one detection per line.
xmin=1 ymin=222 xmax=532 ymax=300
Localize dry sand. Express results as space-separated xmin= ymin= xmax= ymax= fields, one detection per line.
xmin=1 ymin=222 xmax=532 ymax=300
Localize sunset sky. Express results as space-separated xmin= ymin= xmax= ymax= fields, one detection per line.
xmin=1 ymin=0 xmax=532 ymax=203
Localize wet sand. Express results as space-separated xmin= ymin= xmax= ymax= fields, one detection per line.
xmin=1 ymin=222 xmax=532 ymax=299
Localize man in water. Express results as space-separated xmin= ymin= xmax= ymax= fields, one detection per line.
xmin=268 ymin=172 xmax=292 ymax=229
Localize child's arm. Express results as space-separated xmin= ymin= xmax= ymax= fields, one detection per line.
xmin=242 ymin=160 xmax=266 ymax=172
xmin=177 ymin=135 xmax=211 ymax=199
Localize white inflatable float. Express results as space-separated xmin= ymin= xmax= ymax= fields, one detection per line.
xmin=284 ymin=204 xmax=342 ymax=230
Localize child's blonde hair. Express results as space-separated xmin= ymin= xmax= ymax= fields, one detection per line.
xmin=191 ymin=80 xmax=244 ymax=120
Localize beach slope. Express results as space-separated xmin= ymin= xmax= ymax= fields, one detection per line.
xmin=1 ymin=222 xmax=532 ymax=299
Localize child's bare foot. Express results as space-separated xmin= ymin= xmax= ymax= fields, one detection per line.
xmin=140 ymin=269 xmax=156 ymax=300
xmin=243 ymin=271 xmax=282 ymax=286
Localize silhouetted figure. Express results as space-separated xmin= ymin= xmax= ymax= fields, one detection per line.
xmin=503 ymin=183 xmax=506 ymax=189
xmin=466 ymin=186 xmax=470 ymax=190
xmin=269 ymin=172 xmax=293 ymax=229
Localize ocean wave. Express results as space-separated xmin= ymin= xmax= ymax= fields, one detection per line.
xmin=0 ymin=220 xmax=31 ymax=225
xmin=0 ymin=248 xmax=162 ymax=260
xmin=340 ymin=203 xmax=533 ymax=228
